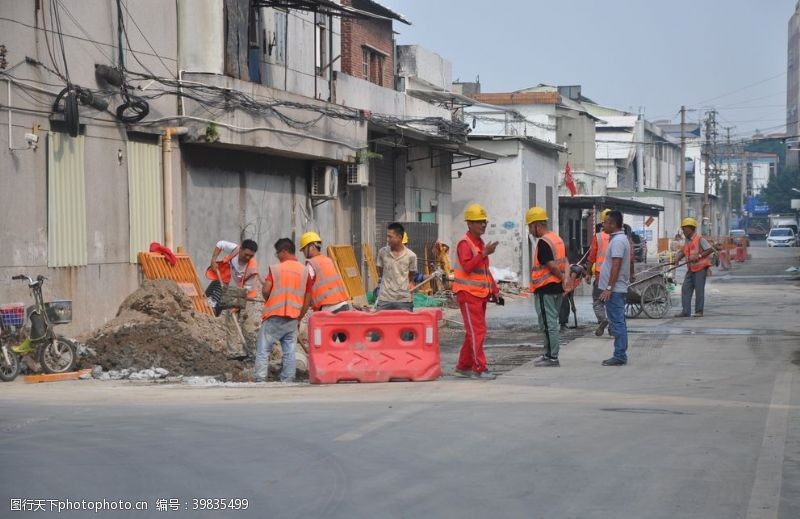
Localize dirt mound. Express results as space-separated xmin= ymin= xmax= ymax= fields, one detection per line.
xmin=82 ymin=280 xmax=308 ymax=381
xmin=83 ymin=280 xmax=250 ymax=379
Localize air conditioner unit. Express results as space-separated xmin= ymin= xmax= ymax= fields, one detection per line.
xmin=345 ymin=163 xmax=368 ymax=187
xmin=311 ymin=165 xmax=339 ymax=199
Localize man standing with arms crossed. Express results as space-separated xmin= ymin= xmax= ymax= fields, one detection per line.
xmin=673 ymin=217 xmax=714 ymax=318
xmin=255 ymin=238 xmax=306 ymax=383
xmin=452 ymin=203 xmax=502 ymax=380
xmin=598 ymin=210 xmax=631 ymax=366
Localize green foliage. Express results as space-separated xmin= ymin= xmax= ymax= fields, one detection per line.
xmin=356 ymin=149 xmax=383 ymax=164
xmin=204 ymin=122 xmax=220 ymax=143
xmin=762 ymin=166 xmax=800 ymax=212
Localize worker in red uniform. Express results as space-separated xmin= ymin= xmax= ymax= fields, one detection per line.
xmin=452 ymin=203 xmax=503 ymax=380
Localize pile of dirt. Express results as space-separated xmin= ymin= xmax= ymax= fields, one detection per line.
xmin=82 ymin=280 xmax=308 ymax=381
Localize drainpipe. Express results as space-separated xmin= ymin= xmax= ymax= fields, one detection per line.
xmin=162 ymin=127 xmax=188 ymax=249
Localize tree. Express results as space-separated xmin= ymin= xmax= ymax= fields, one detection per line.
xmin=762 ymin=166 xmax=800 ymax=212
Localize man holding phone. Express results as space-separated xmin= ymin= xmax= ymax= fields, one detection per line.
xmin=452 ymin=203 xmax=503 ymax=380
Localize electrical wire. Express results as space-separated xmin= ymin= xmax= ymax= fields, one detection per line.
xmin=117 ymin=0 xmax=175 ymax=78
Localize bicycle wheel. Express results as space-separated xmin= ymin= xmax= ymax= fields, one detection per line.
xmin=642 ymin=283 xmax=670 ymax=319
xmin=38 ymin=336 xmax=77 ymax=374
xmin=0 ymin=347 xmax=20 ymax=382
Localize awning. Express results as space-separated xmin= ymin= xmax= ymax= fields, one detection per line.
xmin=406 ymin=89 xmax=478 ymax=108
xmin=558 ymin=195 xmax=663 ymax=217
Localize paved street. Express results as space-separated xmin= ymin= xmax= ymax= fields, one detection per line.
xmin=1 ymin=244 xmax=799 ymax=519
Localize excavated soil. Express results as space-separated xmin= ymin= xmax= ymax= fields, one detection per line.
xmin=81 ymin=280 xmax=307 ymax=381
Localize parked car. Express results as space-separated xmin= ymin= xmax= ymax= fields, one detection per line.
xmin=766 ymin=227 xmax=797 ymax=247
xmin=729 ymin=229 xmax=748 ymax=246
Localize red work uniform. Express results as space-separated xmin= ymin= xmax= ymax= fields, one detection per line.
xmin=452 ymin=233 xmax=498 ymax=374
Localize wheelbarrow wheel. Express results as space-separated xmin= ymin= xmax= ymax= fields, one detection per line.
xmin=642 ymin=283 xmax=670 ymax=319
xmin=625 ymin=301 xmax=643 ymax=318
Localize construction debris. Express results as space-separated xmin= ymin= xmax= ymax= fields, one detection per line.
xmin=80 ymin=279 xmax=308 ymax=381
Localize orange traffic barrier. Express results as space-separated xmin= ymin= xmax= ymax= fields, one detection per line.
xmin=734 ymin=246 xmax=746 ymax=263
xmin=718 ymin=250 xmax=731 ymax=270
xmin=24 ymin=369 xmax=91 ymax=384
xmin=138 ymin=251 xmax=213 ymax=315
xmin=308 ymin=309 xmax=442 ymax=384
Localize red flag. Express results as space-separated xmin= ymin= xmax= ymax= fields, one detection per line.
xmin=564 ymin=161 xmax=577 ymax=197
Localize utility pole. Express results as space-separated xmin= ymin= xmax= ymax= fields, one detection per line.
xmin=740 ymin=149 xmax=748 ymax=226
xmin=724 ymin=126 xmax=735 ymax=233
xmin=702 ymin=110 xmax=718 ymax=235
xmin=680 ymin=106 xmax=687 ymax=219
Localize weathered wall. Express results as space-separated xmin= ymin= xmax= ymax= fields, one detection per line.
xmin=396 ymin=45 xmax=452 ymax=91
xmin=340 ymin=1 xmax=394 ymax=88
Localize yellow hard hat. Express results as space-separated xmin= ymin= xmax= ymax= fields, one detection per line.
xmin=599 ymin=209 xmax=611 ymax=220
xmin=681 ymin=217 xmax=698 ymax=228
xmin=464 ymin=203 xmax=488 ymax=222
xmin=299 ymin=231 xmax=322 ymax=250
xmin=525 ymin=206 xmax=548 ymax=225
xmin=402 ymin=232 xmax=409 ymax=244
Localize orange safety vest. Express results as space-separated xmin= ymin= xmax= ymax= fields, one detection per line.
xmin=593 ymin=232 xmax=610 ymax=275
xmin=261 ymin=260 xmax=307 ymax=320
xmin=452 ymin=234 xmax=492 ymax=298
xmin=530 ymin=231 xmax=567 ymax=293
xmin=683 ymin=233 xmax=712 ymax=272
xmin=307 ymin=255 xmax=349 ymax=310
xmin=206 ymin=248 xmax=259 ymax=298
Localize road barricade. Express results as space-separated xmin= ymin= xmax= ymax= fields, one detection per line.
xmin=734 ymin=246 xmax=746 ymax=263
xmin=308 ymin=309 xmax=442 ymax=384
xmin=718 ymin=250 xmax=731 ymax=270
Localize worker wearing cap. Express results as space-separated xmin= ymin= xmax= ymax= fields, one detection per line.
xmin=673 ymin=217 xmax=713 ymax=317
xmin=452 ymin=203 xmax=502 ymax=380
xmin=527 ymin=207 xmax=567 ymax=367
xmin=298 ymin=231 xmax=350 ymax=319
xmin=255 ymin=238 xmax=306 ymax=383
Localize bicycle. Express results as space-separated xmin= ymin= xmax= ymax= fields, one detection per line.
xmin=0 ymin=275 xmax=78 ymax=382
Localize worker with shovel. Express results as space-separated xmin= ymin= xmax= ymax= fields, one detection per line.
xmin=206 ymin=239 xmax=260 ymax=316
xmin=298 ymin=231 xmax=350 ymax=318
xmin=255 ymin=238 xmax=306 ymax=383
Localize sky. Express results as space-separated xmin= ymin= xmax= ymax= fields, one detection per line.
xmin=380 ymin=0 xmax=793 ymax=140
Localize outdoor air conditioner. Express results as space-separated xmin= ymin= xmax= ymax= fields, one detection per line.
xmin=311 ymin=165 xmax=339 ymax=199
xmin=345 ymin=163 xmax=369 ymax=187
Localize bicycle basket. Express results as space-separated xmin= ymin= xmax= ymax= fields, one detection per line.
xmin=0 ymin=303 xmax=25 ymax=327
xmin=44 ymin=300 xmax=72 ymax=324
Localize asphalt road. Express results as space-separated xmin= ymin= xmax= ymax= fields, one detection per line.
xmin=1 ymin=245 xmax=799 ymax=519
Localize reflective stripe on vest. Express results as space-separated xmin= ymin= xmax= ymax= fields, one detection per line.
xmin=683 ymin=233 xmax=712 ymax=272
xmin=262 ymin=261 xmax=306 ymax=320
xmin=530 ymin=231 xmax=566 ymax=292
xmin=452 ymin=234 xmax=492 ymax=298
xmin=593 ymin=232 xmax=610 ymax=275
xmin=307 ymin=256 xmax=349 ymax=310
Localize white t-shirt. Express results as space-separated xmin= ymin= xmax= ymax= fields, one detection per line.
xmin=216 ymin=240 xmax=249 ymax=288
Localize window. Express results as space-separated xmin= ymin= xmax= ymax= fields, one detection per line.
xmin=315 ymin=14 xmax=328 ymax=77
xmin=362 ymin=46 xmax=386 ymax=86
xmin=545 ymin=186 xmax=553 ymax=221
xmin=273 ymin=10 xmax=287 ymax=65
xmin=127 ymin=141 xmax=163 ymax=263
xmin=47 ymin=132 xmax=87 ymax=267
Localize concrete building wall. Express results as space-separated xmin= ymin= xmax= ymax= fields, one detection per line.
xmin=403 ymin=146 xmax=453 ymax=244
xmin=340 ymin=1 xmax=394 ymax=88
xmin=558 ymin=111 xmax=596 ymax=175
xmin=788 ymin=2 xmax=800 ymax=143
xmin=396 ymin=45 xmax=452 ymax=91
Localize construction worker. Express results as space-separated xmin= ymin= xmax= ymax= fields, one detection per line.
xmin=206 ymin=239 xmax=260 ymax=315
xmin=584 ymin=209 xmax=611 ymax=335
xmin=254 ymin=238 xmax=306 ymax=383
xmin=527 ymin=206 xmax=567 ymax=367
xmin=452 ymin=203 xmax=502 ymax=380
xmin=673 ymin=217 xmax=714 ymax=317
xmin=298 ymin=231 xmax=350 ymax=318
xmin=375 ymin=222 xmax=417 ymax=311
xmin=598 ymin=210 xmax=632 ymax=366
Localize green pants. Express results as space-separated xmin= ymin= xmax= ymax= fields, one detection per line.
xmin=535 ymin=292 xmax=563 ymax=358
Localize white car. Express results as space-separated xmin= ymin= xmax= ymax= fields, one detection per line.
xmin=766 ymin=228 xmax=797 ymax=247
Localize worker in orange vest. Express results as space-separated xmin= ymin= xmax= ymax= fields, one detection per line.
xmin=673 ymin=217 xmax=714 ymax=317
xmin=584 ymin=209 xmax=611 ymax=336
xmin=527 ymin=206 xmax=568 ymax=367
xmin=206 ymin=239 xmax=260 ymax=316
xmin=254 ymin=238 xmax=306 ymax=383
xmin=298 ymin=231 xmax=350 ymax=318
xmin=452 ymin=203 xmax=502 ymax=380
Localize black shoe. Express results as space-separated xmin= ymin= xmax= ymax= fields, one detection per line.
xmin=595 ymin=320 xmax=608 ymax=336
xmin=693 ymin=311 xmax=703 ymax=317
xmin=473 ymin=371 xmax=497 ymax=380
xmin=602 ymin=357 xmax=627 ymax=366
xmin=533 ymin=356 xmax=560 ymax=367
xmin=674 ymin=312 xmax=690 ymax=318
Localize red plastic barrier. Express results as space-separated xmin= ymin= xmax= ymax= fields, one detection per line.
xmin=308 ymin=309 xmax=442 ymax=384
xmin=734 ymin=246 xmax=746 ymax=262
xmin=718 ymin=250 xmax=731 ymax=270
